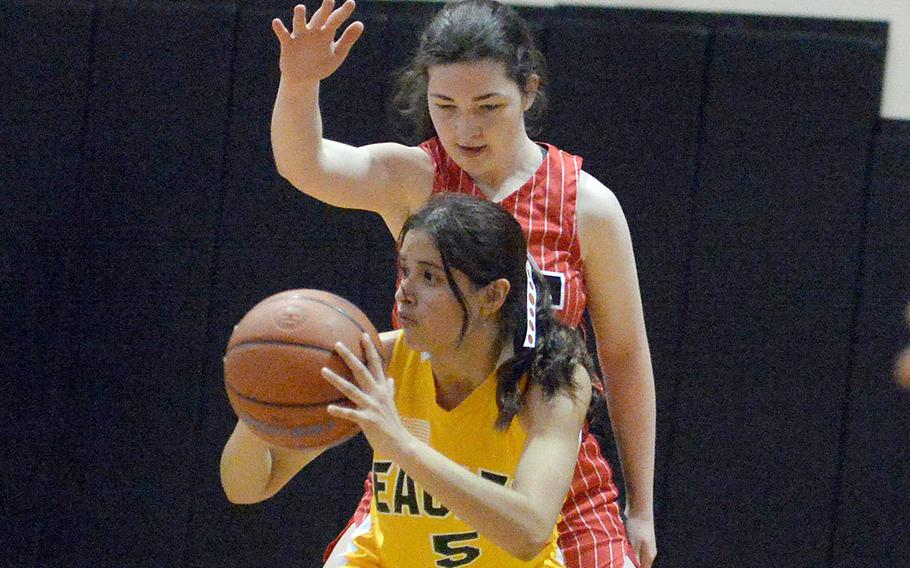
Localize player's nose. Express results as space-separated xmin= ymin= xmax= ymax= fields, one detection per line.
xmin=453 ymin=115 xmax=481 ymax=140
xmin=395 ymin=278 xmax=414 ymax=304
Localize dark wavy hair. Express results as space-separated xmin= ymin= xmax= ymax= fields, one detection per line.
xmin=398 ymin=194 xmax=600 ymax=430
xmin=390 ymin=0 xmax=549 ymax=144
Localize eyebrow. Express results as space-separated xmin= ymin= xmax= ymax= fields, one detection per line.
xmin=399 ymin=255 xmax=444 ymax=270
xmin=428 ymin=93 xmax=504 ymax=102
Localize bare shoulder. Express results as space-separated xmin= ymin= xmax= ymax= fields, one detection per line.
xmin=576 ymin=170 xmax=624 ymax=223
xmin=365 ymin=142 xmax=435 ymax=210
xmin=576 ymin=170 xmax=631 ymax=256
xmin=378 ymin=329 xmax=402 ymax=366
xmin=520 ymin=365 xmax=592 ymax=434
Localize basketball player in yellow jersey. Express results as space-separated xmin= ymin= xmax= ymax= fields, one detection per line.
xmin=221 ymin=194 xmax=596 ymax=566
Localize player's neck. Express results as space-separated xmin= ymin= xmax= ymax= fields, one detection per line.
xmin=428 ymin=326 xmax=507 ymax=410
xmin=474 ymin=136 xmax=543 ymax=201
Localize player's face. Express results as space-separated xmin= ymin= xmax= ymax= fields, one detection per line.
xmin=395 ymin=229 xmax=479 ymax=353
xmin=427 ymin=59 xmax=534 ymax=185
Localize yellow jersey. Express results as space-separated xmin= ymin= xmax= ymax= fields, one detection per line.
xmin=343 ymin=334 xmax=565 ymax=568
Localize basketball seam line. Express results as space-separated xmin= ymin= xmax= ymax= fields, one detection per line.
xmin=259 ymin=295 xmax=368 ymax=334
xmin=227 ymin=340 xmax=336 ymax=352
xmin=300 ymin=297 xmax=368 ymax=334
xmin=225 ymin=383 xmax=349 ymax=409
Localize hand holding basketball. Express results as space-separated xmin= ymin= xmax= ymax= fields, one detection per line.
xmin=271 ymin=0 xmax=364 ymax=84
xmin=224 ymin=289 xmax=381 ymax=449
xmin=323 ymin=334 xmax=413 ymax=459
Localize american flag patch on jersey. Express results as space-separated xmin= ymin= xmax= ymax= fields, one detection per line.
xmin=401 ymin=417 xmax=431 ymax=444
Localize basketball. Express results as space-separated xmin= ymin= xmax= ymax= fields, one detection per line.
xmin=224 ymin=289 xmax=381 ymax=449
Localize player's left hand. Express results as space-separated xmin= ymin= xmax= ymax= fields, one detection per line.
xmin=323 ymin=333 xmax=413 ymax=458
xmin=625 ymin=512 xmax=657 ymax=568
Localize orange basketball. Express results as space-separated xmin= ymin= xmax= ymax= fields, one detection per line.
xmin=224 ymin=289 xmax=380 ymax=449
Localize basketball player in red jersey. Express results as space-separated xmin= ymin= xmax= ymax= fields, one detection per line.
xmin=268 ymin=0 xmax=656 ymax=566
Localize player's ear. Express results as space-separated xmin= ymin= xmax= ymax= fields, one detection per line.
xmin=480 ymin=278 xmax=510 ymax=317
xmin=522 ymin=74 xmax=540 ymax=111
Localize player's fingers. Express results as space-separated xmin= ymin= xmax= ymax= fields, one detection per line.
xmin=321 ymin=367 xmax=370 ymax=407
xmin=627 ymin=540 xmax=642 ymax=565
xmin=323 ymin=0 xmax=355 ymax=32
xmin=333 ymin=21 xmax=363 ymax=60
xmin=638 ymin=548 xmax=651 ymax=568
xmin=361 ymin=333 xmax=385 ymax=383
xmin=272 ymin=18 xmax=290 ymax=42
xmin=326 ymin=403 xmax=361 ymax=423
xmin=641 ymin=543 xmax=656 ymax=568
xmin=334 ymin=341 xmax=376 ymax=389
xmin=291 ymin=4 xmax=307 ymax=35
xmin=308 ymin=0 xmax=335 ymax=30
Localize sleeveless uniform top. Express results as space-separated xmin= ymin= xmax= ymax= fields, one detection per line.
xmin=419 ymin=137 xmax=587 ymax=327
xmin=417 ymin=138 xmax=632 ymax=567
xmin=344 ymin=335 xmax=566 ymax=568
xmin=326 ymin=139 xmax=635 ymax=568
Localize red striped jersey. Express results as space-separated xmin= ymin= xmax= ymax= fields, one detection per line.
xmin=325 ymin=138 xmax=635 ymax=568
xmin=419 ymin=137 xmax=633 ymax=566
xmin=419 ymin=137 xmax=587 ymax=328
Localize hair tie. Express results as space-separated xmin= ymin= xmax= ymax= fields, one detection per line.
xmin=523 ymin=256 xmax=538 ymax=348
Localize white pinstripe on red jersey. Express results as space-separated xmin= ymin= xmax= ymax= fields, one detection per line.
xmin=542 ymin=150 xmax=550 ymax=263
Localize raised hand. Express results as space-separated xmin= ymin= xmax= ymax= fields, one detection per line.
xmin=271 ymin=0 xmax=364 ymax=84
xmin=322 ymin=334 xmax=413 ymax=459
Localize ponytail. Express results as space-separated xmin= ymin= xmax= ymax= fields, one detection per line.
xmin=493 ymin=261 xmax=601 ymax=430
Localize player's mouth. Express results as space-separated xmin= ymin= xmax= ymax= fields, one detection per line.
xmin=457 ymin=144 xmax=487 ymax=157
xmin=398 ymin=310 xmax=417 ymax=326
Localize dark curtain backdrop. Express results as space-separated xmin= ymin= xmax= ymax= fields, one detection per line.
xmin=2 ymin=1 xmax=907 ymax=566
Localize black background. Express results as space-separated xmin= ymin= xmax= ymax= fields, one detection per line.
xmin=2 ymin=1 xmax=908 ymax=566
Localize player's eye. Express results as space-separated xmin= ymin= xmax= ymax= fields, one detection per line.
xmin=479 ymin=103 xmax=502 ymax=113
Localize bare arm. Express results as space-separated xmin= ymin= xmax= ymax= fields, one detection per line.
xmin=270 ymin=1 xmax=432 ymax=231
xmin=219 ymin=420 xmax=324 ymax=504
xmin=324 ymin=337 xmax=591 ymax=561
xmin=577 ymin=171 xmax=657 ymax=566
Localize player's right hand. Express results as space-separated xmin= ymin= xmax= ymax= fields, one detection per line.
xmin=271 ymin=0 xmax=364 ymax=84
